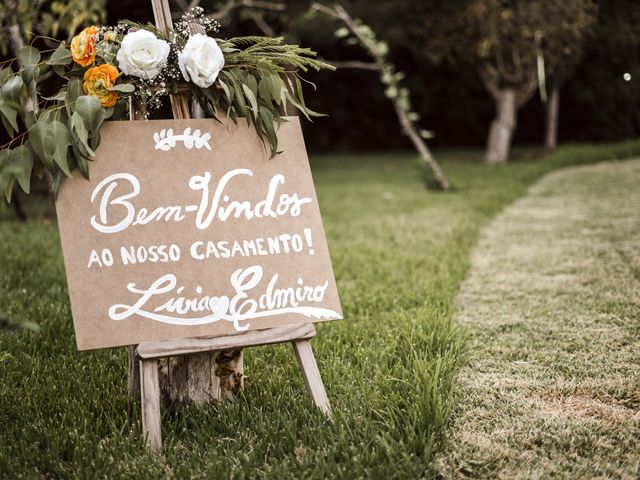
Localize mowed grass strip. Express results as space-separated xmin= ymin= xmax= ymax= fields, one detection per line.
xmin=437 ymin=159 xmax=640 ymax=479
xmin=1 ymin=142 xmax=639 ymax=478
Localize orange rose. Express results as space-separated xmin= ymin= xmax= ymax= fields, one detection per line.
xmin=83 ymin=64 xmax=119 ymax=107
xmin=71 ymin=26 xmax=98 ymax=67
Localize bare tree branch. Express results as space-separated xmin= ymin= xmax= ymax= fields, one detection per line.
xmin=245 ymin=10 xmax=276 ymax=36
xmin=310 ymin=3 xmax=450 ymax=191
xmin=175 ymin=0 xmax=191 ymax=12
xmin=206 ymin=0 xmax=285 ymax=21
xmin=324 ymin=60 xmax=379 ymax=71
xmin=478 ymin=67 xmax=500 ymax=100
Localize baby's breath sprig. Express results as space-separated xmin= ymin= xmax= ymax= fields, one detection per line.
xmin=173 ymin=7 xmax=221 ymax=50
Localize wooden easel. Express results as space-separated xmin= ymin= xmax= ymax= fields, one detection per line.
xmin=137 ymin=324 xmax=330 ymax=452
xmin=130 ymin=0 xmax=331 ymax=453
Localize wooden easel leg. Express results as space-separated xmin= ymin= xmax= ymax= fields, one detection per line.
xmin=139 ymin=358 xmax=162 ymax=453
xmin=291 ymin=339 xmax=331 ymax=416
xmin=128 ymin=346 xmax=140 ymax=396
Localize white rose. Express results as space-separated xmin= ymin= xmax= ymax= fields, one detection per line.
xmin=178 ymin=34 xmax=225 ymax=88
xmin=116 ymin=30 xmax=170 ymax=80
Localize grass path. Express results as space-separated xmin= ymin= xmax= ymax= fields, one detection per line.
xmin=437 ymin=159 xmax=640 ymax=478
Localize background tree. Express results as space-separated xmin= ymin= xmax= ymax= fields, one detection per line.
xmin=540 ymin=0 xmax=596 ymax=150
xmin=459 ymin=0 xmax=597 ymax=163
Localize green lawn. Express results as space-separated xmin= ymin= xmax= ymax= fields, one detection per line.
xmin=1 ymin=142 xmax=639 ymax=478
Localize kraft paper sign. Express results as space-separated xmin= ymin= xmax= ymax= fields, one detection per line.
xmin=56 ymin=117 xmax=342 ymax=350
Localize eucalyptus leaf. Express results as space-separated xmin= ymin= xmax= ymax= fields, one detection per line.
xmin=21 ymin=66 xmax=39 ymax=104
xmin=1 ymin=176 xmax=14 ymax=202
xmin=19 ymin=47 xmax=41 ymax=67
xmin=218 ymin=79 xmax=232 ymax=102
xmin=259 ymin=107 xmax=277 ymax=156
xmin=9 ymin=145 xmax=34 ymax=193
xmin=258 ymin=77 xmax=272 ymax=104
xmin=29 ymin=120 xmax=70 ymax=173
xmin=242 ymin=84 xmax=259 ymax=119
xmin=234 ymin=83 xmax=249 ymax=119
xmin=0 ymin=68 xmax=13 ymax=87
xmin=23 ymin=111 xmax=36 ymax=129
xmin=71 ymin=111 xmax=96 ymax=157
xmin=246 ymin=74 xmax=258 ymax=100
xmin=29 ymin=122 xmax=52 ymax=169
xmin=71 ymin=145 xmax=90 ymax=179
xmin=65 ymin=78 xmax=83 ymax=116
xmin=108 ymin=83 xmax=135 ymax=93
xmin=0 ymin=111 xmax=14 ymax=136
xmin=1 ymin=76 xmax=23 ymax=104
xmin=50 ymin=121 xmax=71 ymax=176
xmin=203 ymin=86 xmax=220 ymax=106
xmin=0 ymin=149 xmax=12 ymax=202
xmin=74 ymin=96 xmax=105 ymax=134
xmin=0 ymin=101 xmax=19 ymax=135
xmin=47 ymin=43 xmax=72 ymax=66
xmin=269 ymin=74 xmax=283 ymax=106
xmin=51 ymin=169 xmax=65 ymax=199
xmin=43 ymin=87 xmax=67 ymax=101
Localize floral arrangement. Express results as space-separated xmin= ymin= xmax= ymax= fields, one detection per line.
xmin=0 ymin=8 xmax=333 ymax=201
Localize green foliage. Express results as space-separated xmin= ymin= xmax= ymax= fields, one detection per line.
xmin=192 ymin=36 xmax=334 ymax=156
xmin=0 ymin=43 xmax=110 ymax=202
xmin=0 ymin=0 xmax=106 ymax=55
xmin=460 ymin=0 xmax=596 ymax=90
xmin=0 ymin=26 xmax=333 ymax=202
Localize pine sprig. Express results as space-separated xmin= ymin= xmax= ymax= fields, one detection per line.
xmin=222 ymin=37 xmax=335 ymax=74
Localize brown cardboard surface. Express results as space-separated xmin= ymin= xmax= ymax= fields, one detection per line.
xmin=56 ymin=117 xmax=342 ymax=350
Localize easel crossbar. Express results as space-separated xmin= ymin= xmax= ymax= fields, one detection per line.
xmin=136 ymin=324 xmax=316 ymax=359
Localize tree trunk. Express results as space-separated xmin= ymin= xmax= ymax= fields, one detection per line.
xmin=158 ymin=350 xmax=244 ymax=404
xmin=486 ymin=88 xmax=517 ymax=164
xmin=544 ymin=85 xmax=560 ymax=150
